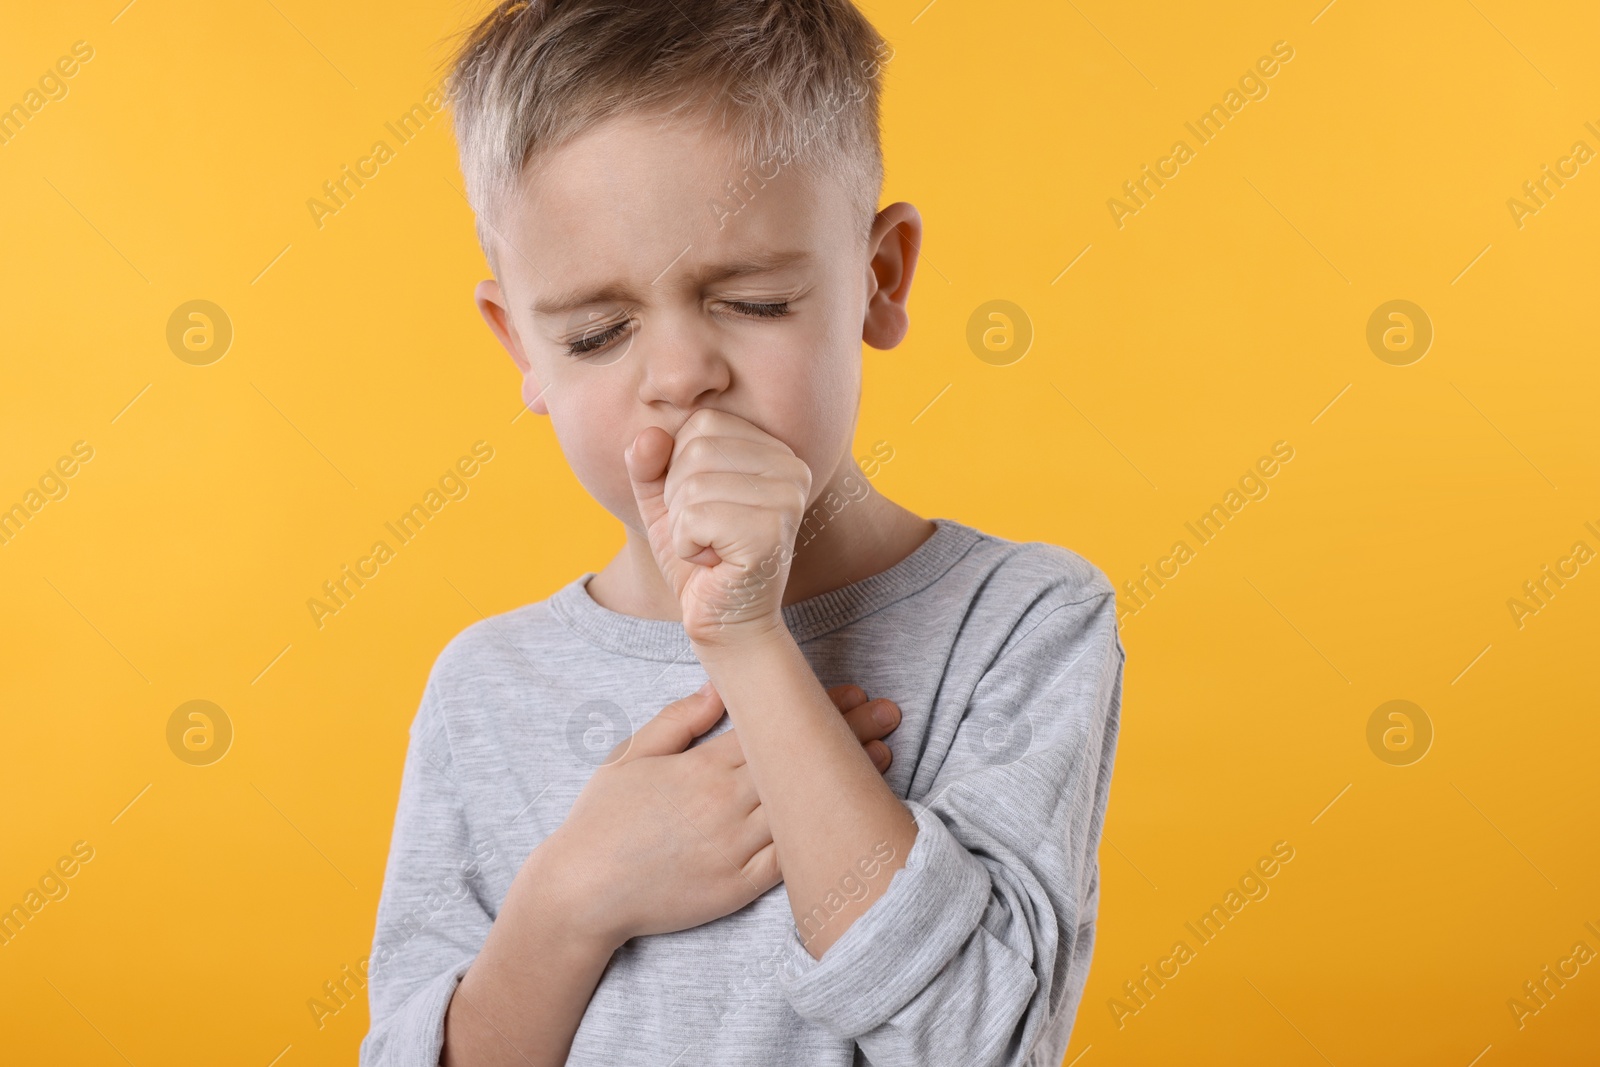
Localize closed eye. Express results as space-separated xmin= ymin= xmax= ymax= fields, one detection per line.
xmin=724 ymin=300 xmax=791 ymax=318
xmin=562 ymin=301 xmax=793 ymax=359
xmin=566 ymin=319 xmax=631 ymax=357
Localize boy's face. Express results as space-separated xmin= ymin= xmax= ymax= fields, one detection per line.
xmin=474 ymin=111 xmax=918 ymax=537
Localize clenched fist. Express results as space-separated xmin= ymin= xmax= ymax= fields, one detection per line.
xmin=625 ymin=408 xmax=812 ymax=645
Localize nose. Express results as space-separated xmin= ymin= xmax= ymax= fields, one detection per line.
xmin=637 ymin=312 xmax=731 ymax=412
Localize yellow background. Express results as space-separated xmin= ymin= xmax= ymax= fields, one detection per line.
xmin=3 ymin=0 xmax=1597 ymax=1063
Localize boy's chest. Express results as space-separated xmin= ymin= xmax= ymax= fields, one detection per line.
xmin=448 ymin=627 xmax=985 ymax=1060
xmin=463 ymin=623 xmax=982 ymax=874
xmin=499 ymin=669 xmax=963 ymax=851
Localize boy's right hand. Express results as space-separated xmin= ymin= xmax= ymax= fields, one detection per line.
xmin=533 ymin=682 xmax=899 ymax=950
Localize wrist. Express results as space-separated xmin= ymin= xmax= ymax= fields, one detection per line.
xmin=688 ymin=613 xmax=790 ymax=653
xmin=515 ymin=830 xmax=632 ymax=953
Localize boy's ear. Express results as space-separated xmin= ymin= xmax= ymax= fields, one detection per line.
xmin=862 ymin=202 xmax=922 ymax=351
xmin=475 ymin=278 xmax=550 ymax=415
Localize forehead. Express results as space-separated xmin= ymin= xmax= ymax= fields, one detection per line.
xmin=498 ymin=111 xmax=852 ymax=300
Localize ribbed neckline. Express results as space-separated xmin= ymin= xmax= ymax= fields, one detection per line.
xmin=546 ymin=516 xmax=983 ymax=662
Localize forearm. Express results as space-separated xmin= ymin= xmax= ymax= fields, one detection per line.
xmin=694 ymin=628 xmax=918 ymax=958
xmin=441 ymin=838 xmax=620 ymax=1067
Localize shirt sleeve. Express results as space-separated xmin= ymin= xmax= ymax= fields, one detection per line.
xmin=775 ymin=585 xmax=1125 ymax=1067
xmin=359 ymin=677 xmax=497 ymax=1067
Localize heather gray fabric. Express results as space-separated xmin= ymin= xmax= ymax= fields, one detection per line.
xmin=360 ymin=516 xmax=1125 ymax=1067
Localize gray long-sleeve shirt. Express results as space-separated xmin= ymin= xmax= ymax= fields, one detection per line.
xmin=360 ymin=516 xmax=1126 ymax=1067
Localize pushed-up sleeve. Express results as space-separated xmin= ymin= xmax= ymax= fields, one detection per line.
xmin=360 ymin=679 xmax=496 ymax=1067
xmin=776 ymin=585 xmax=1125 ymax=1067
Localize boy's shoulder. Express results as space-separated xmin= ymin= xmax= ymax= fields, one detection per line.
xmin=410 ymin=593 xmax=571 ymax=717
xmin=960 ymin=520 xmax=1114 ymax=598
xmin=952 ymin=519 xmax=1120 ymax=654
xmin=953 ymin=519 xmax=1117 ymax=620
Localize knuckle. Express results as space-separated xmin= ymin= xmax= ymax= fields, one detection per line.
xmin=678 ymin=470 xmax=712 ymax=499
xmin=681 ymin=435 xmax=709 ymax=462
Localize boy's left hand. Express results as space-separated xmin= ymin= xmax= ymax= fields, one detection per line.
xmin=625 ymin=407 xmax=812 ymax=645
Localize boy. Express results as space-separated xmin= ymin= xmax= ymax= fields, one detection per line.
xmin=361 ymin=1 xmax=1125 ymax=1064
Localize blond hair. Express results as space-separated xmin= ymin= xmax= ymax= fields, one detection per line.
xmin=439 ymin=0 xmax=892 ymax=275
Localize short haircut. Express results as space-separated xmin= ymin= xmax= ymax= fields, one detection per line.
xmin=440 ymin=0 xmax=892 ymax=277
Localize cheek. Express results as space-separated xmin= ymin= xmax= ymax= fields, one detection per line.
xmin=758 ymin=323 xmax=861 ymax=484
xmin=549 ymin=391 xmax=632 ymax=504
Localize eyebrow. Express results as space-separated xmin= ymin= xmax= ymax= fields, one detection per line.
xmin=531 ymin=249 xmax=813 ymax=317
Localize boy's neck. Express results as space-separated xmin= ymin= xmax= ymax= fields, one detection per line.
xmin=586 ymin=460 xmax=935 ymax=624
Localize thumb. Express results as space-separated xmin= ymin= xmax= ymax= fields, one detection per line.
xmin=625 ymin=425 xmax=674 ymax=538
xmin=611 ymin=680 xmax=725 ymax=762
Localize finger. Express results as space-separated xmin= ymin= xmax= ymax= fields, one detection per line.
xmin=670 ymin=499 xmax=794 ymax=571
xmin=731 ymin=761 xmax=761 ymax=816
xmin=663 ymin=436 xmax=800 ymax=507
xmin=624 ymin=424 xmax=676 ymax=539
xmin=696 ymin=724 xmax=747 ymax=767
xmin=840 ymin=698 xmax=901 ymax=744
xmin=610 ymin=681 xmax=724 ymax=763
xmin=865 ymin=739 xmax=893 ymax=773
xmin=676 ymin=408 xmax=794 ymax=457
xmin=828 ymin=684 xmax=868 ymax=711
xmin=665 ymin=471 xmax=800 ymax=571
xmin=664 ymin=469 xmax=799 ymax=518
xmin=735 ymin=802 xmax=778 ymax=875
xmin=742 ymin=838 xmax=782 ymax=894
